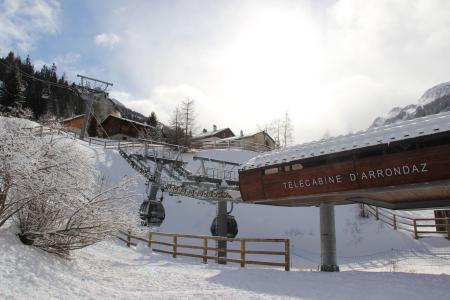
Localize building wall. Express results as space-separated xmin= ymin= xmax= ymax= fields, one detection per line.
xmin=238 ymin=132 xmax=276 ymax=149
xmin=63 ymin=117 xmax=84 ymax=130
xmin=101 ymin=116 xmax=150 ymax=139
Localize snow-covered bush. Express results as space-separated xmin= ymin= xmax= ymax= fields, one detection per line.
xmin=0 ymin=120 xmax=136 ymax=258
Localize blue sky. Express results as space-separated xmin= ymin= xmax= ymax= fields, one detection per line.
xmin=2 ymin=0 xmax=450 ymax=143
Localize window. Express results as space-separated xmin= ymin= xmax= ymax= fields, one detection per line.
xmin=264 ymin=168 xmax=278 ymax=175
xmin=292 ymin=163 xmax=303 ymax=170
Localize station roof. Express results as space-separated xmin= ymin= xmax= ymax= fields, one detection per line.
xmin=241 ymin=111 xmax=450 ymax=171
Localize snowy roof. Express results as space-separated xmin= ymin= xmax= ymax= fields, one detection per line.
xmin=241 ymin=111 xmax=450 ymax=170
xmin=102 ymin=115 xmax=155 ymax=129
xmin=220 ymin=131 xmax=275 ymax=143
xmin=62 ymin=114 xmax=85 ymax=122
xmin=192 ymin=128 xmax=234 ymax=140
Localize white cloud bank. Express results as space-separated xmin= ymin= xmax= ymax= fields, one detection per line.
xmin=97 ymin=0 xmax=450 ymax=143
xmin=0 ymin=0 xmax=60 ymax=54
xmin=94 ymin=33 xmax=121 ymax=48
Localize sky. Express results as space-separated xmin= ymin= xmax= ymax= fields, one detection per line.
xmin=1 ymin=0 xmax=450 ymax=143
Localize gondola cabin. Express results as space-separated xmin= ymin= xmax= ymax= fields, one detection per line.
xmin=239 ymin=112 xmax=450 ymax=209
xmin=139 ymin=200 xmax=165 ymax=227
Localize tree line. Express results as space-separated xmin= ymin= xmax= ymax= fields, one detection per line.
xmin=0 ymin=51 xmax=85 ymax=119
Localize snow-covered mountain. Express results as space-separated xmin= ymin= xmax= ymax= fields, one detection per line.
xmin=371 ymin=81 xmax=450 ymax=128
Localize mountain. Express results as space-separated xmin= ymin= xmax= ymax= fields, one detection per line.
xmin=106 ymin=97 xmax=146 ymax=123
xmin=370 ymin=82 xmax=450 ymax=128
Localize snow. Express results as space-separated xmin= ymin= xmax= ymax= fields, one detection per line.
xmin=2 ymin=118 xmax=450 ymax=299
xmin=243 ymin=110 xmax=450 ymax=170
xmin=1 ymin=226 xmax=450 ymax=300
xmin=0 ymin=116 xmax=38 ymax=129
xmin=418 ymin=81 xmax=450 ymax=106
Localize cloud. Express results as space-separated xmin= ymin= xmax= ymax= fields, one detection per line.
xmin=97 ymin=0 xmax=450 ymax=143
xmin=94 ymin=33 xmax=121 ymax=48
xmin=109 ymin=84 xmax=217 ymax=128
xmin=0 ymin=0 xmax=60 ymax=53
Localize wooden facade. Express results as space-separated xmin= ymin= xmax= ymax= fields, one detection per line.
xmin=239 ymin=132 xmax=450 ymax=209
xmin=191 ymin=128 xmax=235 ymax=148
xmin=229 ymin=131 xmax=276 ymax=149
xmin=62 ymin=114 xmax=92 ymax=134
xmin=101 ymin=115 xmax=156 ymax=140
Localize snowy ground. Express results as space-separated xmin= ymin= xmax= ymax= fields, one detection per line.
xmin=1 ymin=227 xmax=450 ymax=300
xmin=2 ymin=120 xmax=450 ymax=299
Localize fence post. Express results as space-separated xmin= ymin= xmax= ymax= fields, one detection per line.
xmin=40 ymin=126 xmax=43 ymax=137
xmin=104 ymin=141 xmax=107 ymax=148
xmin=413 ymin=220 xmax=418 ymax=239
xmin=203 ymin=238 xmax=208 ymax=264
xmin=118 ymin=141 xmax=121 ymax=150
xmin=375 ymin=207 xmax=379 ymax=220
xmin=240 ymin=240 xmax=246 ymax=268
xmin=173 ymin=236 xmax=177 ymax=258
xmin=393 ymin=214 xmax=397 ymax=230
xmin=148 ymin=232 xmax=152 ymax=248
xmin=127 ymin=229 xmax=131 ymax=247
xmin=89 ymin=138 xmax=92 ymax=145
xmin=285 ymin=240 xmax=290 ymax=271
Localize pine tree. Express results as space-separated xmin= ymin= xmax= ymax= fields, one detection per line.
xmin=1 ymin=64 xmax=22 ymax=107
xmin=147 ymin=111 xmax=158 ymax=127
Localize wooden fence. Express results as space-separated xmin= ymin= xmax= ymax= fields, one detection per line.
xmin=117 ymin=230 xmax=290 ymax=271
xmin=361 ymin=204 xmax=450 ymax=239
xmin=192 ymin=140 xmax=274 ymax=153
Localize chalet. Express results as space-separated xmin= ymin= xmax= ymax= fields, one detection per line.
xmin=220 ymin=130 xmax=276 ymax=151
xmin=62 ymin=113 xmax=93 ymax=134
xmin=101 ymin=115 xmax=157 ymax=140
xmin=191 ymin=125 xmax=235 ymax=147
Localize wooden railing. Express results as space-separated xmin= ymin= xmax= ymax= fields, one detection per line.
xmin=117 ymin=230 xmax=290 ymax=271
xmin=361 ymin=204 xmax=450 ymax=239
xmin=192 ymin=140 xmax=274 ymax=153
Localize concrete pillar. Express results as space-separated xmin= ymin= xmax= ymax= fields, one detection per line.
xmin=216 ymin=200 xmax=227 ymax=264
xmin=320 ymin=203 xmax=339 ymax=272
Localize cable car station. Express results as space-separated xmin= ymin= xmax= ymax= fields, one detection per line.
xmin=239 ymin=112 xmax=450 ymax=271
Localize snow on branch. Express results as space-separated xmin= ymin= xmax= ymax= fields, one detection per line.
xmin=0 ymin=118 xmax=138 ymax=258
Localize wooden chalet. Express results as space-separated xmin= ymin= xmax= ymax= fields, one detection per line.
xmin=220 ymin=130 xmax=276 ymax=151
xmin=62 ymin=113 xmax=92 ymax=134
xmin=101 ymin=115 xmax=156 ymax=140
xmin=239 ymin=112 xmax=450 ymax=209
xmin=191 ymin=125 xmax=235 ymax=147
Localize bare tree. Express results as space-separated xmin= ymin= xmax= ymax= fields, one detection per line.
xmin=180 ymin=99 xmax=195 ymax=147
xmin=17 ymin=176 xmax=135 ymax=258
xmin=0 ymin=119 xmax=137 ymax=257
xmin=168 ymin=107 xmax=184 ymax=145
xmin=281 ymin=111 xmax=294 ymax=148
xmin=259 ymin=111 xmax=294 ymax=148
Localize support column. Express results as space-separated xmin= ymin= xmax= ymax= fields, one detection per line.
xmin=148 ymin=161 xmax=163 ymax=201
xmin=80 ymin=94 xmax=93 ymax=140
xmin=216 ymin=199 xmax=227 ymax=264
xmin=320 ymin=203 xmax=339 ymax=272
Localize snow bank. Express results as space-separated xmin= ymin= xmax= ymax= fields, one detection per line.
xmin=1 ymin=226 xmax=449 ymax=300
xmin=0 ymin=116 xmax=38 ymax=129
